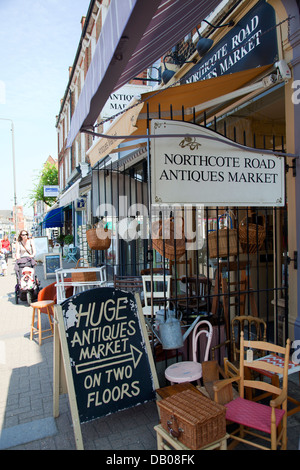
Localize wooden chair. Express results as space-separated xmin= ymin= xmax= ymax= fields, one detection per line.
xmin=113 ymin=275 xmax=143 ymax=293
xmin=142 ymin=275 xmax=172 ymax=316
xmin=140 ymin=268 xmax=170 ymax=275
xmin=164 ymin=320 xmax=213 ymax=384
xmin=201 ymin=360 xmax=240 ymax=403
xmin=231 ymin=315 xmax=267 ymax=362
xmin=213 ymin=331 xmax=290 ymax=450
xmin=211 ymin=314 xmax=267 ymax=364
xmin=169 ymin=257 xmax=192 ymax=277
xmin=176 ymin=276 xmax=211 ymax=314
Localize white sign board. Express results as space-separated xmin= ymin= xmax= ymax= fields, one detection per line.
xmin=34 ymin=236 xmax=49 ymax=260
xmin=101 ymin=83 xmax=152 ymax=119
xmin=151 ymin=120 xmax=285 ymax=207
xmin=44 ymin=185 xmax=59 ymax=197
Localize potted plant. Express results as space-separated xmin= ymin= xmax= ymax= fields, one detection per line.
xmin=56 ymin=234 xmax=65 ymax=247
xmin=64 ymin=234 xmax=74 ymax=246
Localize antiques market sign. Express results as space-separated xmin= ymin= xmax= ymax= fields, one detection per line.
xmin=151 ymin=120 xmax=284 ymax=207
xmin=53 ymin=288 xmax=158 ymax=449
xmin=182 ymin=1 xmax=278 ymax=83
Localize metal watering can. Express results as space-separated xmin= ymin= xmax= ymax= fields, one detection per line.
xmin=154 ymin=310 xmax=201 ymax=350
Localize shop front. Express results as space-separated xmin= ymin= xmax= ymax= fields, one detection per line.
xmin=68 ymin=0 xmax=300 ymax=355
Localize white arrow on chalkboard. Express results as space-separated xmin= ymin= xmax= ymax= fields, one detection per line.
xmin=75 ymin=344 xmax=143 ymax=374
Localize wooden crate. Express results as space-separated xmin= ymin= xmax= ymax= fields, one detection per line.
xmin=157 ymin=389 xmax=226 ymax=450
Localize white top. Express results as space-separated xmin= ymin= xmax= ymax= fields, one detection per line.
xmin=16 ymin=239 xmax=36 ymax=259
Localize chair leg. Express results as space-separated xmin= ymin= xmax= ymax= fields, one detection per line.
xmin=281 ymin=414 xmax=287 ymax=450
xmin=30 ymin=305 xmax=54 ymax=346
xmin=271 ymin=408 xmax=277 ymax=450
xmin=46 ymin=306 xmax=54 ymax=334
xmin=30 ymin=307 xmax=36 ymax=341
xmin=38 ymin=309 xmax=42 ymax=345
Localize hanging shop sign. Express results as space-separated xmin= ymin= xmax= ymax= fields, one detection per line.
xmin=43 ymin=185 xmax=59 ymax=197
xmin=75 ymin=197 xmax=86 ymax=211
xmin=182 ymin=0 xmax=278 ymax=83
xmin=151 ymin=119 xmax=285 ymax=207
xmin=101 ymin=83 xmax=152 ymax=119
xmin=53 ymin=288 xmax=158 ymax=449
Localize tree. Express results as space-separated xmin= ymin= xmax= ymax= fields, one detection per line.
xmin=29 ymin=161 xmax=58 ymax=206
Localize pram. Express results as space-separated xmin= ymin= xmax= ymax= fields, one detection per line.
xmin=14 ymin=257 xmax=40 ymax=305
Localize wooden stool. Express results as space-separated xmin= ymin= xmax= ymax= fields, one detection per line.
xmin=154 ymin=424 xmax=228 ymax=450
xmin=30 ymin=300 xmax=55 ymax=345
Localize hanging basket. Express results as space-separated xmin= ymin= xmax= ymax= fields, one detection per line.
xmin=208 ymin=213 xmax=241 ymax=259
xmin=71 ymin=258 xmax=97 ymax=282
xmin=86 ymin=225 xmax=111 ymax=250
xmin=208 ymin=228 xmax=240 ymax=258
xmin=152 ymin=217 xmax=186 ymax=260
xmin=239 ymin=216 xmax=266 ymax=253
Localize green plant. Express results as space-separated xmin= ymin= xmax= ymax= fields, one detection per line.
xmin=64 ymin=234 xmax=74 ymax=245
xmin=29 ymin=161 xmax=59 ymax=206
xmin=56 ymin=234 xmax=65 ymax=246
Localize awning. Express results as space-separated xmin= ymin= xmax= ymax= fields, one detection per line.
xmin=59 ymin=180 xmax=80 ymax=208
xmin=67 ymin=0 xmax=221 ymax=148
xmin=42 ymin=208 xmax=64 ymax=229
xmin=87 ymin=64 xmax=272 ymax=167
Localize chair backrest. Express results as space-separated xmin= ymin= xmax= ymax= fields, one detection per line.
xmin=231 ymin=315 xmax=267 ymax=362
xmin=192 ymin=320 xmax=213 ymax=363
xmin=114 ymin=275 xmax=143 ymax=292
xmin=239 ymin=331 xmax=290 ymax=399
xmin=141 ymin=267 xmax=170 ymax=275
xmin=170 ymin=258 xmax=192 ymax=276
xmin=181 ymin=276 xmax=211 ymax=297
xmin=38 ymin=279 xmax=74 ymax=308
xmin=142 ymin=275 xmax=172 ymax=307
xmin=38 ymin=282 xmax=56 ymax=303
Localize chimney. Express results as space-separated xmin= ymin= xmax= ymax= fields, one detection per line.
xmin=81 ymin=16 xmax=86 ymax=30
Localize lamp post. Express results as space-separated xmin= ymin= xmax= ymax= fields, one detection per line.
xmin=0 ymin=118 xmax=17 ymax=233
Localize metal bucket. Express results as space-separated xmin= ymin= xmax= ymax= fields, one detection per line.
xmin=155 ymin=310 xmax=184 ymax=350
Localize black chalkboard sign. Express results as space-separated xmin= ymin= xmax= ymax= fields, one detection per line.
xmin=56 ymin=287 xmax=158 ymax=426
xmin=44 ymin=253 xmax=62 ymax=278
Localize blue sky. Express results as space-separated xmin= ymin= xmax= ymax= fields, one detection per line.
xmin=0 ymin=0 xmax=90 ymax=215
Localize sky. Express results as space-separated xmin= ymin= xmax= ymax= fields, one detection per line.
xmin=0 ymin=0 xmax=91 ymax=216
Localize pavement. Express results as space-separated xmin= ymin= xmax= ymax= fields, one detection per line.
xmin=0 ymin=256 xmax=300 ymax=451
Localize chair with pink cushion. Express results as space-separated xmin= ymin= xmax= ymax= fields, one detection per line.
xmin=164 ymin=319 xmax=213 ymax=385
xmin=213 ymin=331 xmax=290 ymax=450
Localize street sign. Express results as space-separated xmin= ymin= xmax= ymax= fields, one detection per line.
xmin=53 ymin=287 xmax=158 ymax=449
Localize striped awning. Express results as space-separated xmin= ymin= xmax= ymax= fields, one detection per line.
xmin=67 ymin=0 xmax=221 ymax=148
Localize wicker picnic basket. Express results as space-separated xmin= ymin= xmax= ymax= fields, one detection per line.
xmin=71 ymin=258 xmax=97 ymax=282
xmin=152 ymin=217 xmax=186 ymax=260
xmin=157 ymin=389 xmax=226 ymax=449
xmin=239 ymin=216 xmax=266 ymax=253
xmin=86 ymin=225 xmax=111 ymax=250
